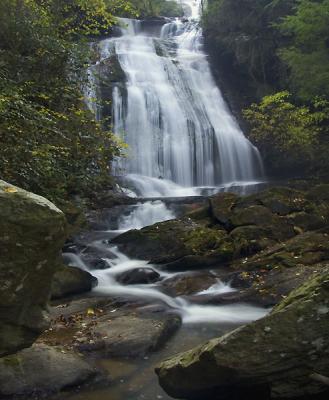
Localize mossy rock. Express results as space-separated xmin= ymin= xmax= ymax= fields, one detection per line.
xmin=306 ymin=184 xmax=329 ymax=202
xmin=51 ymin=265 xmax=97 ymax=300
xmin=209 ymin=192 xmax=238 ymax=226
xmin=156 ymin=270 xmax=329 ymax=400
xmin=112 ymin=218 xmax=234 ymax=268
xmin=0 ymin=180 xmax=67 ymax=356
xmin=229 ymin=205 xmax=295 ymax=242
xmin=238 ymin=232 xmax=329 ymax=272
xmin=235 ymin=187 xmax=312 ymax=215
xmin=286 ymin=211 xmax=326 ymax=232
xmin=230 ymin=225 xmax=277 ymax=256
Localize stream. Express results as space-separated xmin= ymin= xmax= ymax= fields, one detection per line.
xmin=61 ymin=199 xmax=268 ymax=400
xmin=64 ymin=1 xmax=269 ymax=398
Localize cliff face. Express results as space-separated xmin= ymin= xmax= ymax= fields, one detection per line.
xmin=0 ymin=180 xmax=66 ymax=356
xmin=202 ymin=0 xmax=296 ymax=123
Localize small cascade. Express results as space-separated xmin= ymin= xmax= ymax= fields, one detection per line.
xmin=64 ymin=200 xmax=268 ymax=325
xmin=118 ymin=200 xmax=175 ymax=230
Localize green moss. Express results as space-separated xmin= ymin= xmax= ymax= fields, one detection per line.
xmin=185 ymin=228 xmax=234 ymax=259
xmin=274 ymin=270 xmax=329 ymax=312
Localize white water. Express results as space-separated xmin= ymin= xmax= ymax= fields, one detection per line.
xmin=65 ymin=201 xmax=268 ymax=324
xmin=87 ymin=0 xmax=265 ymax=197
xmin=78 ymin=1 xmax=269 ymax=325
xmin=118 ymin=200 xmax=175 ymax=230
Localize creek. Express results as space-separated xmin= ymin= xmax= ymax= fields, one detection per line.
xmin=65 ymin=1 xmax=268 ymax=398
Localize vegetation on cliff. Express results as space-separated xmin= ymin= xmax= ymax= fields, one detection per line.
xmin=0 ymin=0 xmax=134 ymax=205
xmin=203 ymin=0 xmax=329 ymax=178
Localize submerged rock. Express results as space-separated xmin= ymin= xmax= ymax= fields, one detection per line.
xmin=51 ymin=265 xmax=98 ymax=300
xmin=0 ymin=344 xmax=96 ymax=397
xmin=0 ymin=180 xmax=66 ymax=356
xmin=162 ymin=271 xmax=220 ymax=296
xmin=156 ymin=270 xmax=329 ymax=400
xmin=117 ymin=267 xmax=161 ymax=285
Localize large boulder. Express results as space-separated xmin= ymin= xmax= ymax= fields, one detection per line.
xmin=112 ymin=186 xmax=328 ymax=272
xmin=156 ymin=270 xmax=329 ymax=400
xmin=0 ymin=344 xmax=96 ymax=397
xmin=0 ymin=181 xmax=66 ymax=356
xmin=112 ymin=218 xmax=234 ymax=268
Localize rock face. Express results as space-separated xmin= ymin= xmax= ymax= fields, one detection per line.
xmin=156 ymin=270 xmax=329 ymax=400
xmin=51 ymin=265 xmax=98 ymax=300
xmin=0 ymin=180 xmax=66 ymax=356
xmin=0 ymin=344 xmax=96 ymax=397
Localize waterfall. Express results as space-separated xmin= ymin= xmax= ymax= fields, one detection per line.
xmin=92 ymin=0 xmax=264 ymax=196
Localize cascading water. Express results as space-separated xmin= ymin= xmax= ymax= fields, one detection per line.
xmin=77 ymin=0 xmax=269 ymax=325
xmin=65 ymin=200 xmax=268 ymax=325
xmin=87 ymin=0 xmax=264 ymax=196
xmin=76 ymin=0 xmax=270 ymax=325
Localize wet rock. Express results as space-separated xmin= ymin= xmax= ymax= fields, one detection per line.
xmin=209 ymin=192 xmax=238 ymax=226
xmin=51 ymin=265 xmax=98 ymax=300
xmin=160 ymin=255 xmax=223 ymax=271
xmin=80 ymin=254 xmax=111 ymax=270
xmin=156 ymin=270 xmax=329 ymax=400
xmin=0 ymin=344 xmax=96 ymax=397
xmin=0 ymin=180 xmax=66 ymax=356
xmin=82 ymin=314 xmax=181 ymax=358
xmin=162 ymin=272 xmax=219 ymax=296
xmin=117 ymin=268 xmax=161 ymax=285
xmin=140 ymin=17 xmax=171 ymax=36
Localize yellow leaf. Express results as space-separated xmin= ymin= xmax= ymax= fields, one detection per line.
xmin=86 ymin=308 xmax=95 ymax=316
xmin=3 ymin=187 xmax=18 ymax=193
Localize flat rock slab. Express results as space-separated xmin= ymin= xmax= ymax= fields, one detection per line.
xmin=0 ymin=344 xmax=96 ymax=397
xmin=82 ymin=314 xmax=181 ymax=358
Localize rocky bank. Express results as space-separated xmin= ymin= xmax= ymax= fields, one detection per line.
xmin=1 ymin=182 xmax=329 ymax=399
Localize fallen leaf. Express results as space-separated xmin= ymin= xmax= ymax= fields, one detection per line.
xmin=3 ymin=187 xmax=18 ymax=193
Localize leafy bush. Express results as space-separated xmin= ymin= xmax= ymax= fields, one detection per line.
xmin=279 ymin=0 xmax=329 ymax=100
xmin=129 ymin=0 xmax=184 ymax=18
xmin=0 ymin=0 xmax=129 ymax=204
xmin=244 ymin=92 xmax=329 ymax=177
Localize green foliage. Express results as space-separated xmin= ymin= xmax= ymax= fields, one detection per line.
xmin=202 ymin=0 xmax=296 ymax=88
xmin=128 ymin=0 xmax=184 ymax=18
xmin=203 ymin=0 xmax=329 ymax=178
xmin=0 ymin=0 xmax=126 ymax=204
xmin=279 ymin=0 xmax=329 ymax=99
xmin=244 ymin=92 xmax=329 ymax=176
